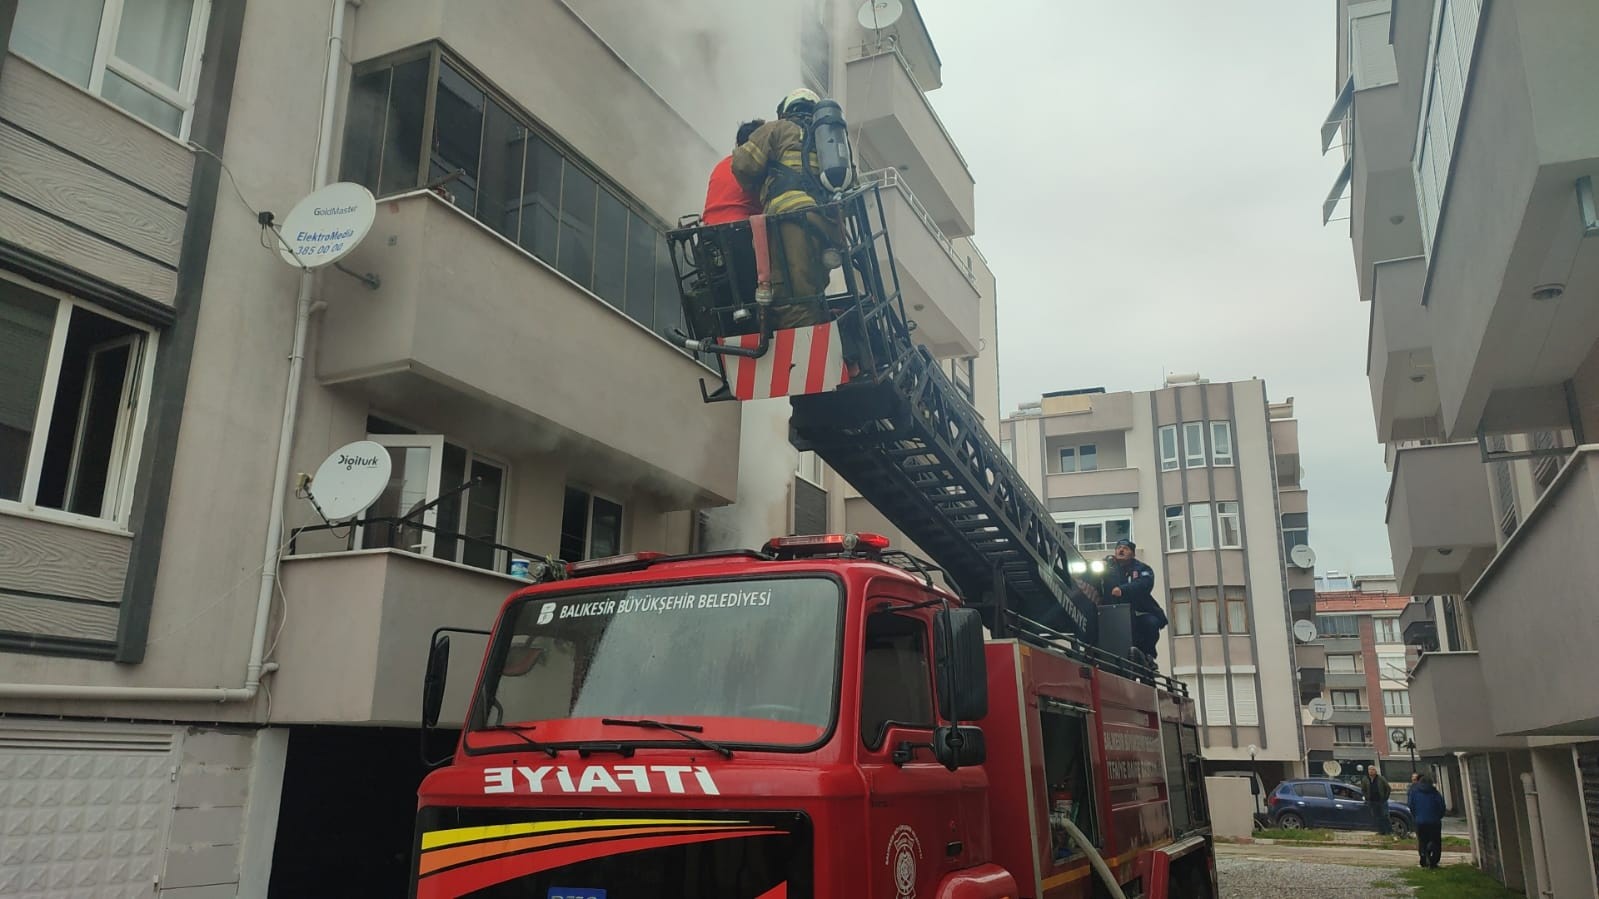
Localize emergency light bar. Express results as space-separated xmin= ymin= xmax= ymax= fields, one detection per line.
xmin=566 ymin=552 xmax=667 ymax=577
xmin=762 ymin=532 xmax=891 ymax=557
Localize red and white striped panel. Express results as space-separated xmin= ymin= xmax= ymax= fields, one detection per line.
xmin=718 ymin=323 xmax=851 ymax=401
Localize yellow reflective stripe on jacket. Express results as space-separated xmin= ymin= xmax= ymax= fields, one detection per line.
xmin=767 ymin=190 xmax=817 ymax=214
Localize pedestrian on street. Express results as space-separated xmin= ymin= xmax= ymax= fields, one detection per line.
xmin=1408 ymin=773 xmax=1447 ymax=868
xmin=1366 ymin=765 xmax=1393 ymax=835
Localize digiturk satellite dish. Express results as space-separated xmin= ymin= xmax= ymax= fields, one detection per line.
xmin=1322 ymin=760 xmax=1344 ymax=778
xmin=1293 ymin=619 xmax=1319 ymax=643
xmin=276 ymin=181 xmax=376 ymax=269
xmin=1291 ymin=543 xmax=1318 ymax=570
xmin=307 ymin=440 xmax=391 ymax=523
xmin=1307 ymin=697 xmax=1333 ymax=722
xmin=857 ymin=0 xmax=904 ymax=30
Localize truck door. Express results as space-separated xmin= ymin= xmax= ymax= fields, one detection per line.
xmin=858 ymin=604 xmax=964 ymax=898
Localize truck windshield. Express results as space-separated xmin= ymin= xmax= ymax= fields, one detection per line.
xmin=471 ymin=576 xmax=841 ymax=749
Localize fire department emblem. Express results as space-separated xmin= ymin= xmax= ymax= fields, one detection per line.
xmin=885 ymin=825 xmax=923 ymax=898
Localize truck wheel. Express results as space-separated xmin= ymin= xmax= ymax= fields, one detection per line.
xmin=1170 ymin=863 xmax=1213 ymax=899
xmin=1276 ymin=811 xmax=1305 ymax=830
xmin=1388 ymin=814 xmax=1410 ymax=839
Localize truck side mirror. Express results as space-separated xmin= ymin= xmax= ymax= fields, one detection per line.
xmin=422 ymin=634 xmax=451 ymax=729
xmin=935 ymin=607 xmax=989 ymax=721
xmin=933 ymin=725 xmax=987 ymax=770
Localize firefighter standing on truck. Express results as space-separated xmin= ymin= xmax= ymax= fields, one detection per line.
xmin=1098 ymin=539 xmax=1167 ymax=662
xmin=732 ymin=88 xmax=845 ymax=329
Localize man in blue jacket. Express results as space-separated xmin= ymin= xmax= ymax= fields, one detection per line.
xmin=1407 ymin=773 xmax=1448 ymax=867
xmin=1098 ymin=539 xmax=1167 ymax=661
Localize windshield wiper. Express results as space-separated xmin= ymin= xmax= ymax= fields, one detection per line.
xmin=601 ymin=717 xmax=733 ymax=759
xmin=469 ymin=724 xmax=558 ymax=757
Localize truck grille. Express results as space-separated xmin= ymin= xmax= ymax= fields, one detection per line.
xmin=411 ymin=807 xmax=811 ymax=898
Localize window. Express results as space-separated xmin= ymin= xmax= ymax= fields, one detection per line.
xmin=560 ymin=487 xmax=623 ymax=561
xmin=1293 ymin=782 xmax=1330 ymax=798
xmin=1230 ymin=674 xmax=1257 ymax=726
xmin=1332 ymin=689 xmax=1362 ymax=709
xmin=359 ymin=418 xmax=510 ymax=572
xmin=1000 ymin=438 xmax=1014 ymax=463
xmin=1189 ymin=503 xmax=1215 ymax=551
xmin=1057 ymin=444 xmax=1098 ymax=473
xmin=859 ymin=611 xmax=933 ymax=748
xmin=951 ymin=358 xmax=974 ymax=402
xmin=10 ymin=0 xmax=210 ymax=137
xmin=795 ymin=450 xmax=824 ymax=486
xmin=800 ymin=0 xmax=833 ymax=95
xmin=1058 ymin=446 xmax=1075 ymax=473
xmin=1217 ymin=501 xmax=1241 ymax=548
xmin=1 ymin=277 xmax=152 ymax=524
xmin=1171 ymin=588 xmax=1193 ymax=636
xmin=1053 ymin=511 xmax=1131 ymax=553
xmin=1415 ymin=0 xmax=1483 ymax=250
xmin=1040 ymin=701 xmax=1101 ymax=858
xmin=1389 ymin=726 xmax=1415 ymax=749
xmin=1197 ymin=587 xmax=1220 ymax=635
xmin=1317 ymin=614 xmax=1360 ymax=638
xmin=340 ymin=47 xmax=687 ymax=349
xmin=1374 ymin=617 xmax=1402 ymax=644
xmin=1383 ymin=690 xmax=1411 ymax=717
xmin=1327 ymin=654 xmax=1360 ymax=673
xmin=1159 ymin=425 xmax=1179 ymax=471
xmin=1224 ymin=587 xmax=1248 ymax=634
xmin=1282 ymin=522 xmax=1309 ymax=557
xmin=1210 ymin=421 xmax=1234 ymax=466
xmin=1182 ymin=422 xmax=1206 ymax=468
xmin=1202 ymin=674 xmax=1228 ymax=724
xmin=1335 ymin=725 xmax=1370 ymax=746
xmin=1378 ymin=652 xmax=1407 ymax=681
xmin=1164 ymin=506 xmax=1186 ymax=552
xmin=1331 ymin=784 xmax=1362 ymax=801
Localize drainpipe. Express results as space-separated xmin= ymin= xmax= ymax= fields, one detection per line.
xmin=1520 ymin=772 xmax=1555 ymax=899
xmin=0 ymin=0 xmax=355 ymax=705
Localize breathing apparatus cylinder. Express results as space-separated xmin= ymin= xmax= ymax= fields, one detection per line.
xmin=809 ymin=99 xmax=855 ymax=193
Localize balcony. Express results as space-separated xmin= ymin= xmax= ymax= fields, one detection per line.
xmin=1044 ymin=468 xmax=1140 ymax=505
xmin=1398 ymin=600 xmax=1438 ymax=650
xmin=846 ymin=50 xmax=975 ymax=238
xmin=1325 ymin=671 xmax=1368 ymax=690
xmin=1404 ymin=1 xmax=1599 ymax=439
xmin=1386 ymin=443 xmax=1497 ymax=594
xmin=1367 ymin=257 xmax=1442 ymax=443
xmin=861 ymin=169 xmax=981 ymax=356
xmin=317 ymin=192 xmax=739 ymax=507
xmin=1333 ymin=742 xmax=1376 ymax=760
xmin=1329 ymin=706 xmax=1373 ymax=726
xmin=1407 ymin=651 xmax=1523 ymax=754
xmin=269 ymin=551 xmax=516 ymax=726
xmin=1295 ymin=642 xmax=1327 ymax=671
xmin=1271 ymin=418 xmax=1300 ymax=486
xmin=1039 ymin=391 xmax=1136 ymax=435
xmin=1304 ymin=724 xmax=1335 ymax=753
xmin=1468 ymin=447 xmax=1599 ymax=736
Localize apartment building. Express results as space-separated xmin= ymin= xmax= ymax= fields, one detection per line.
xmin=998 ymin=377 xmax=1311 ymax=783
xmin=0 ymin=0 xmax=998 ymax=894
xmin=1326 ymin=0 xmax=1599 ymax=893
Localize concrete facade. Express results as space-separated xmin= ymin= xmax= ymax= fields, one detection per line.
xmin=1000 ymin=377 xmax=1306 ymax=769
xmin=1326 ymin=0 xmax=1599 ymax=892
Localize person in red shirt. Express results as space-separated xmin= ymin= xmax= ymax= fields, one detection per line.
xmin=702 ymin=120 xmax=765 ymax=224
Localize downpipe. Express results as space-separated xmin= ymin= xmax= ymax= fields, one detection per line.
xmin=0 ymin=0 xmax=353 ymax=706
xmin=1520 ymin=772 xmax=1555 ymax=899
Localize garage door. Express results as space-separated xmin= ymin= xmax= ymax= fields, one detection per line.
xmin=0 ymin=724 xmax=179 ymax=898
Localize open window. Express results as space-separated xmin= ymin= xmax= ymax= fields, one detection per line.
xmin=1 ymin=277 xmax=152 ymax=525
xmin=859 ymin=610 xmax=934 ymax=750
xmin=560 ymin=486 xmax=623 ymax=562
xmin=1040 ymin=699 xmax=1099 ymax=862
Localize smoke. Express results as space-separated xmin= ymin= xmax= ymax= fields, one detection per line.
xmin=565 ymin=0 xmax=819 ymax=550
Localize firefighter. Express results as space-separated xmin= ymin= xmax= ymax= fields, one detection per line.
xmin=731 ymin=88 xmax=844 ymax=329
xmin=1098 ymin=539 xmax=1167 ymax=661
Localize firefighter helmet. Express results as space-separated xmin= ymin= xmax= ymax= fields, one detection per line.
xmin=777 ymin=87 xmax=821 ymax=119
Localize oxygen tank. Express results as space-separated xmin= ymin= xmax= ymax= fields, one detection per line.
xmin=810 ymin=99 xmax=854 ymax=193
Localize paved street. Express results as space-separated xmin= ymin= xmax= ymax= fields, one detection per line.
xmin=1216 ymin=841 xmax=1473 ymax=898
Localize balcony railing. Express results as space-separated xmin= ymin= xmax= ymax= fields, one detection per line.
xmin=845 ymin=42 xmax=968 ymax=170
xmin=858 ymin=167 xmax=976 ymax=288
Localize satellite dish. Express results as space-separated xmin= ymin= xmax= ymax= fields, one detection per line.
xmin=857 ymin=0 xmax=904 ymax=30
xmin=1294 ymin=619 xmax=1319 ymax=643
xmin=1291 ymin=544 xmax=1317 ymax=569
xmin=308 ymin=440 xmax=391 ymax=522
xmin=1322 ymin=760 xmax=1343 ymax=778
xmin=1307 ymin=697 xmax=1333 ymax=721
xmin=277 ymin=181 xmax=376 ymax=268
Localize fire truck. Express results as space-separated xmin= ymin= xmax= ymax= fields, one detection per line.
xmin=411 ymin=146 xmax=1218 ymax=898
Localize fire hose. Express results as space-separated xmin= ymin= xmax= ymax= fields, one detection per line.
xmin=1059 ymin=817 xmax=1129 ymax=899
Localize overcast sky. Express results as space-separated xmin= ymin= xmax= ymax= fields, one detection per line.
xmin=916 ymin=0 xmax=1394 ymax=575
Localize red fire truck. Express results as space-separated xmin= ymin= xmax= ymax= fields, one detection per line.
xmin=411 ymin=175 xmax=1218 ymax=897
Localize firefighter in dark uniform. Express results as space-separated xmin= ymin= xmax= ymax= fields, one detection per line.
xmin=731 ymin=88 xmax=843 ymax=329
xmin=1098 ymin=539 xmax=1167 ymax=661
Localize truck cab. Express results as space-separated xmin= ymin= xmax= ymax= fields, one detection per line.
xmin=411 ymin=535 xmax=1217 ymax=898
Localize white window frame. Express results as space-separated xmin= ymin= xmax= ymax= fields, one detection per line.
xmin=1182 ymin=422 xmax=1206 ymax=469
xmin=1328 ymin=654 xmax=1360 ymax=673
xmin=1210 ymin=421 xmax=1234 ymax=467
xmin=1378 ymin=652 xmax=1408 ymax=682
xmin=1053 ymin=508 xmax=1132 ymax=554
xmin=1189 ymin=502 xmax=1215 ymax=551
xmin=1216 ymin=501 xmax=1242 ymax=549
xmin=1197 ymin=587 xmax=1219 ymax=635
xmin=1374 ymin=617 xmax=1402 ymax=644
xmin=1 ymin=277 xmax=156 ymax=531
xmin=1224 ymin=587 xmax=1248 ymax=634
xmin=358 ymin=434 xmax=447 ymax=556
xmin=441 ymin=448 xmax=512 ymax=571
xmin=565 ymin=486 xmax=626 ymax=560
xmin=1158 ymin=425 xmax=1179 ymax=471
xmin=1412 ymin=0 xmax=1483 ymax=254
xmin=795 ymin=450 xmax=824 ymax=487
xmin=1171 ymin=588 xmax=1193 ymax=636
xmin=1164 ymin=505 xmax=1186 ymax=552
xmin=1000 ymin=438 xmax=1014 ymax=463
xmin=12 ymin=0 xmax=213 ymax=140
xmin=1231 ymin=674 xmax=1258 ymax=726
xmin=1383 ymin=689 xmax=1411 ymax=717
xmin=1331 ymin=689 xmax=1362 ymax=709
xmin=1078 ymin=444 xmax=1097 ymax=472
xmin=1058 ymin=446 xmax=1077 ymax=473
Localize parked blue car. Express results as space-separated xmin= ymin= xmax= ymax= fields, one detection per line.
xmin=1267 ymin=778 xmax=1413 ymax=837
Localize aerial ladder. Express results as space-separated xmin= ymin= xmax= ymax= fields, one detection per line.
xmin=665 ymin=172 xmax=1146 ymax=666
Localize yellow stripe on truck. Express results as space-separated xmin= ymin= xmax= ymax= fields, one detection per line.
xmin=420 ymin=818 xmax=747 ymax=851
